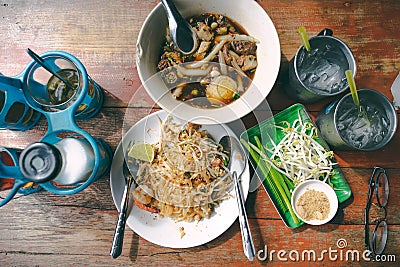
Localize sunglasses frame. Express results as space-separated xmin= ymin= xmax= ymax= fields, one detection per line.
xmin=364 ymin=166 xmax=389 ymax=256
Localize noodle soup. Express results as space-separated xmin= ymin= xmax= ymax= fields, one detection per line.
xmin=157 ymin=13 xmax=258 ymax=108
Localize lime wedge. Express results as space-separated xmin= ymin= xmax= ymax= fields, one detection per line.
xmin=128 ymin=142 xmax=154 ymax=162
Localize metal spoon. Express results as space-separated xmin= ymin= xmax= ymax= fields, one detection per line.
xmin=219 ymin=136 xmax=255 ymax=261
xmin=160 ymin=0 xmax=198 ymax=55
xmin=26 ymin=48 xmax=76 ymax=91
xmin=110 ymin=158 xmax=138 ymax=259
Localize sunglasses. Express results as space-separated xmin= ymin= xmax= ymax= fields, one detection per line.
xmin=364 ymin=166 xmax=389 ymax=256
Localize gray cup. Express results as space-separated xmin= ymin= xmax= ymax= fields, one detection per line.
xmin=286 ymin=28 xmax=357 ymax=103
xmin=316 ymin=89 xmax=397 ymax=151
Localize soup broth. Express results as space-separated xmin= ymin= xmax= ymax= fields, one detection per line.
xmin=157 ymin=13 xmax=258 ymax=108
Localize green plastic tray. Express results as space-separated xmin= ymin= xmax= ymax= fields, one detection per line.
xmin=240 ymin=103 xmax=352 ymax=228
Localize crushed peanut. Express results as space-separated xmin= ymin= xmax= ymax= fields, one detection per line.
xmin=296 ymin=189 xmax=330 ymax=221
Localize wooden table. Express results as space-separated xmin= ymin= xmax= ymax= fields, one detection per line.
xmin=1 ymin=1 xmax=399 ymax=266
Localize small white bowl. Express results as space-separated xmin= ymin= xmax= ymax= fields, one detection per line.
xmin=291 ymin=180 xmax=338 ymax=225
xmin=136 ymin=0 xmax=281 ymax=124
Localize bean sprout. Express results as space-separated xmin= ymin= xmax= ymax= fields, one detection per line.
xmin=250 ymin=110 xmax=337 ymax=185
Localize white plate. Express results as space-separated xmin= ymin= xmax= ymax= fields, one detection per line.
xmin=291 ymin=180 xmax=338 ymax=225
xmin=110 ymin=110 xmax=250 ymax=248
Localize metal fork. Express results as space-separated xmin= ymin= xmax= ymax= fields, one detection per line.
xmin=110 ymin=159 xmax=137 ymax=258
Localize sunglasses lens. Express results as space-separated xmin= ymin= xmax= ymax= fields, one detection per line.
xmin=372 ymin=220 xmax=388 ymax=255
xmin=376 ymin=172 xmax=389 ymax=207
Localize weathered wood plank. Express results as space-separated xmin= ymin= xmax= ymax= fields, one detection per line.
xmin=1 ymin=0 xmax=400 ymax=266
xmin=1 ymin=218 xmax=398 ymax=266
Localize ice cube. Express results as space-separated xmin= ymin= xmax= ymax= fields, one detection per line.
xmin=308 ymin=74 xmax=320 ymax=83
xmin=324 ymin=63 xmax=340 ymax=77
xmin=374 ymin=134 xmax=383 ymax=143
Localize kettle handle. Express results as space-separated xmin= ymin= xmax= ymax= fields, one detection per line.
xmin=318 ymin=28 xmax=333 ymax=36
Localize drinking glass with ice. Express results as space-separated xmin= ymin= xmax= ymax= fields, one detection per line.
xmin=287 ymin=28 xmax=356 ymax=103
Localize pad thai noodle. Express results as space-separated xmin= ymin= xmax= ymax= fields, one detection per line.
xmin=131 ymin=116 xmax=233 ymax=222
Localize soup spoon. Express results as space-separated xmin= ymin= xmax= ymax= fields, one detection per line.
xmin=161 ymin=0 xmax=198 ymax=55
